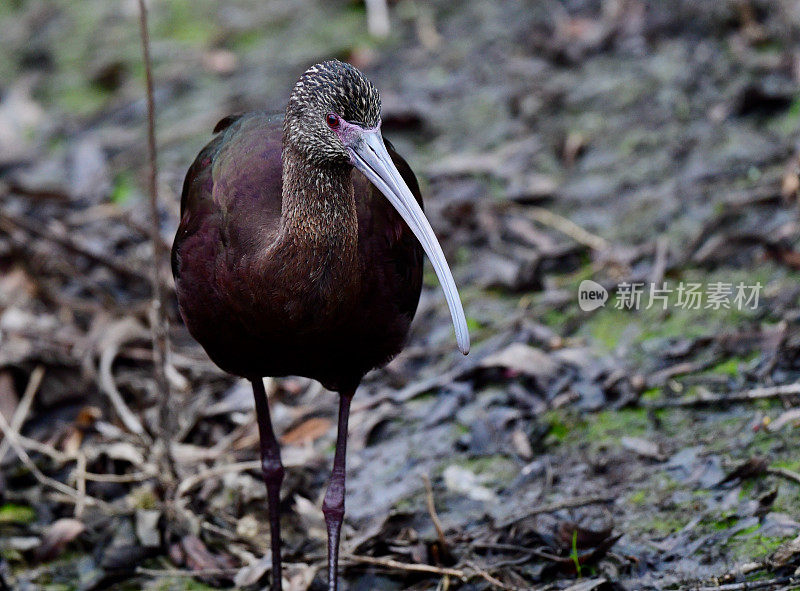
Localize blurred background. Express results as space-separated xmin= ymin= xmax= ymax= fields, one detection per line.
xmin=2 ymin=0 xmax=800 ymax=589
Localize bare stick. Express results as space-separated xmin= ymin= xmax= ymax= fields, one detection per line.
xmin=494 ymin=494 xmax=616 ymax=528
xmin=137 ymin=0 xmax=175 ymax=479
xmin=343 ymin=555 xmax=466 ymax=579
xmin=768 ymin=466 xmax=800 ymax=486
xmin=526 ymin=206 xmax=609 ymax=252
xmin=175 ymin=460 xmax=261 ymax=497
xmin=0 ymin=365 xmax=44 ymax=461
xmin=0 ymin=211 xmax=148 ymax=283
xmin=0 ymin=408 xmax=110 ymax=510
xmin=73 ymin=452 xmax=87 ymax=518
xmin=422 ymin=474 xmax=448 ymax=551
xmin=645 ymin=382 xmax=800 ymax=409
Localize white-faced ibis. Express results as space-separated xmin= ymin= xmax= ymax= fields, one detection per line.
xmin=171 ymin=60 xmax=469 ymax=590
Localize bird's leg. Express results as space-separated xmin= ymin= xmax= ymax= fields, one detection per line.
xmin=322 ymin=390 xmax=354 ymax=591
xmin=251 ymin=378 xmax=285 ymax=591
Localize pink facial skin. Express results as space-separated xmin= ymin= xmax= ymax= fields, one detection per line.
xmin=329 ymin=114 xmax=382 ymax=162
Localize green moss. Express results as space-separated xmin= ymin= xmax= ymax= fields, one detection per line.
xmin=54 ymin=83 xmax=113 ymax=116
xmin=152 ymin=578 xmax=220 ymax=591
xmin=111 ymin=172 xmax=137 ymax=204
xmin=130 ymin=487 xmax=158 ymax=510
xmin=642 ymin=387 xmax=661 ymax=401
xmin=454 ymin=455 xmax=518 ymax=484
xmin=543 ymin=410 xmax=572 ymax=442
xmin=154 ymin=0 xmax=217 ymax=46
xmin=726 ymin=531 xmax=787 ymax=562
xmin=585 ymin=307 xmax=629 ymax=351
xmin=584 ymin=408 xmax=650 ymax=442
xmin=629 ymin=490 xmax=647 ymax=505
xmin=636 ymin=513 xmax=685 ymax=536
xmin=772 ymin=486 xmax=800 ymax=515
xmin=0 ymin=503 xmax=36 ymax=524
xmin=454 ymin=423 xmax=470 ymax=436
xmin=466 ymin=317 xmax=482 ymax=333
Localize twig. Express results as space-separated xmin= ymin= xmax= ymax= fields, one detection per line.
xmin=0 ymin=408 xmax=110 ymax=510
xmin=687 ymin=576 xmax=798 ymax=591
xmin=175 ymin=460 xmax=261 ymax=497
xmin=649 ymin=236 xmax=670 ymax=287
xmin=645 ymin=383 xmax=800 ymax=409
xmin=525 ymin=206 xmax=609 ymax=252
xmin=767 ymin=466 xmax=800 ymax=486
xmin=0 ymin=365 xmax=44 ymax=461
xmin=73 ymin=452 xmax=87 ymax=519
xmin=461 ymin=560 xmax=522 ymax=591
xmin=83 ymin=470 xmax=156 ymax=483
xmin=0 ymin=211 xmax=147 ymax=283
xmin=423 ymin=474 xmax=448 ymax=551
xmin=343 ymin=554 xmax=466 ymax=579
xmin=137 ymin=0 xmax=176 ymax=481
xmin=98 ymin=318 xmax=149 ymax=436
xmin=13 ymin=433 xmax=71 ymax=463
xmin=137 ymin=567 xmax=240 ymax=578
xmin=495 ymin=495 xmax=616 ymax=528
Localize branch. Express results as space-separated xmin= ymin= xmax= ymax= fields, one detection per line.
xmin=137 ymin=0 xmax=176 ymax=479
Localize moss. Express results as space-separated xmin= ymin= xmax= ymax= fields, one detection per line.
xmin=0 ymin=503 xmax=36 ymax=524
xmin=454 ymin=455 xmax=518 ymax=485
xmin=151 ymin=579 xmax=220 ymax=591
xmin=772 ymin=486 xmax=800 ymax=515
xmin=726 ymin=531 xmax=787 ymax=562
xmin=454 ymin=423 xmax=470 ymax=436
xmin=130 ymin=486 xmax=158 ymax=510
xmin=583 ymin=408 xmax=650 ymax=442
xmin=629 ymin=490 xmax=647 ymax=505
xmin=54 ymin=82 xmax=113 ymax=117
xmin=642 ymin=387 xmax=661 ymax=401
xmin=465 ymin=316 xmax=483 ymax=333
xmin=635 ymin=513 xmax=685 ymax=536
xmin=153 ymin=0 xmax=218 ymax=46
xmin=543 ymin=410 xmax=573 ymax=443
xmin=111 ymin=172 xmax=137 ymax=205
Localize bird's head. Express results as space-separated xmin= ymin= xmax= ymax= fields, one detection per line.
xmin=284 ymin=60 xmax=381 ymax=166
xmin=284 ymin=60 xmax=470 ymax=355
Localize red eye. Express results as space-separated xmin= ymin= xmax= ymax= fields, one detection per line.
xmin=326 ymin=113 xmax=339 ymax=128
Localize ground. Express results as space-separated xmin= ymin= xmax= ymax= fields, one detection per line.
xmin=2 ymin=1 xmax=800 ymax=590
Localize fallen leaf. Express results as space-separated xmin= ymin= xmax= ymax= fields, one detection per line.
xmin=770 ymin=533 xmax=800 ymax=567
xmin=480 ymin=342 xmax=559 ymax=380
xmin=35 ymin=518 xmax=85 ymax=562
xmin=280 ymin=417 xmax=332 ymax=446
xmin=442 ymin=465 xmax=497 ymax=502
xmin=621 ymin=436 xmax=665 ymax=461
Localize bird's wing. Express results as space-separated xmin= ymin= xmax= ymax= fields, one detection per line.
xmin=172 ymin=111 xmax=283 ymax=280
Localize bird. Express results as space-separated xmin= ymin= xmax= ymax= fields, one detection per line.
xmin=171 ymin=60 xmax=469 ymax=591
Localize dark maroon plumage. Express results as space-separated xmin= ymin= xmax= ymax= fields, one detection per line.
xmin=171 ymin=60 xmax=467 ymax=591
xmin=172 ymin=111 xmax=423 ymax=392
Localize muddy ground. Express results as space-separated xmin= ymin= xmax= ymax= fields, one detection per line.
xmin=2 ymin=1 xmax=800 ymax=589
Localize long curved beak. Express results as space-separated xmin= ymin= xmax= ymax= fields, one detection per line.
xmin=350 ymin=129 xmax=470 ymax=355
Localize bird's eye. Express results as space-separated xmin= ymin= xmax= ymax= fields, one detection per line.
xmin=326 ymin=113 xmax=340 ymax=129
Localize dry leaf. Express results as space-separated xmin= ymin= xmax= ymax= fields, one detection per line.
xmin=35 ymin=518 xmax=85 ymax=562
xmin=621 ymin=436 xmax=665 ymax=461
xmin=280 ymin=417 xmax=332 ymax=446
xmin=480 ymin=342 xmax=559 ymax=380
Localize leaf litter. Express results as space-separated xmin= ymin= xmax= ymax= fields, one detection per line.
xmin=2 ymin=1 xmax=800 ymax=590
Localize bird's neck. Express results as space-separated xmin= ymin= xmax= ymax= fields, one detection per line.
xmin=277 ymin=148 xmax=360 ymax=278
